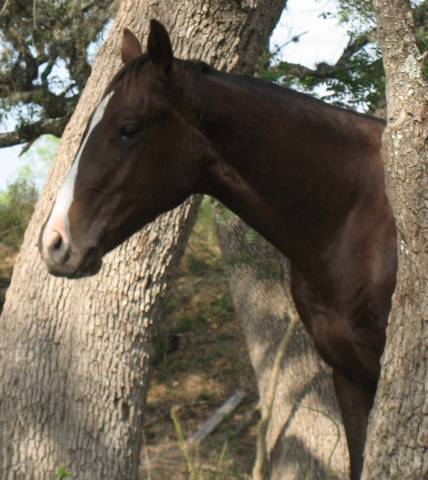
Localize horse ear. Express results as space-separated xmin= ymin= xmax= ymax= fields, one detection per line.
xmin=121 ymin=28 xmax=142 ymax=64
xmin=147 ymin=19 xmax=173 ymax=74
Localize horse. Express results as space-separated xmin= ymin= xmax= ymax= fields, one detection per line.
xmin=39 ymin=20 xmax=397 ymax=480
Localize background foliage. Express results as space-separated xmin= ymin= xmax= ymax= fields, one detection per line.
xmin=0 ymin=0 xmax=116 ymax=148
xmin=0 ymin=174 xmax=37 ymax=249
xmin=259 ymin=0 xmax=428 ymax=112
xmin=1 ymin=0 xmax=427 ymax=150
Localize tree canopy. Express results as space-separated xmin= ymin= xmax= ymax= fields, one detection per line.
xmin=0 ymin=0 xmax=116 ymax=149
xmin=259 ymin=0 xmax=428 ymax=113
xmin=1 ymin=0 xmax=428 ymax=149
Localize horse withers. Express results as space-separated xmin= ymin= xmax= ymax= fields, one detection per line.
xmin=39 ymin=20 xmax=397 ymax=480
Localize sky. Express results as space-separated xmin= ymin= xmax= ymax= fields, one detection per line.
xmin=0 ymin=0 xmax=349 ymax=191
xmin=271 ymin=0 xmax=348 ymax=67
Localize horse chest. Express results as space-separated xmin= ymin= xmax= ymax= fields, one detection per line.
xmin=290 ymin=266 xmax=384 ymax=383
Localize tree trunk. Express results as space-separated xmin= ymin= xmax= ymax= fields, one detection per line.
xmin=362 ymin=2 xmax=428 ymax=479
xmin=215 ymin=209 xmax=350 ymax=479
xmin=0 ymin=1 xmax=286 ymax=479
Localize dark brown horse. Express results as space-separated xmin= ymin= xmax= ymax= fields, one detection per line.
xmin=39 ymin=20 xmax=397 ymax=479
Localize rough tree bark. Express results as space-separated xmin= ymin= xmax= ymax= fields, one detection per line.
xmin=215 ymin=210 xmax=349 ymax=480
xmin=0 ymin=1 xmax=286 ymax=479
xmin=362 ymin=2 xmax=428 ymax=479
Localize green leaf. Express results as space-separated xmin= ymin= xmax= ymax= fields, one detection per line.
xmin=56 ymin=466 xmax=71 ymax=479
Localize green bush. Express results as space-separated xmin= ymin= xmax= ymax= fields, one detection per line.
xmin=0 ymin=176 xmax=38 ymax=251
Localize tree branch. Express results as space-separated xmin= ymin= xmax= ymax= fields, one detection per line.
xmin=336 ymin=31 xmax=373 ymax=68
xmin=278 ymin=61 xmax=333 ymax=81
xmin=0 ymin=117 xmax=65 ymax=148
xmin=274 ymin=31 xmax=373 ymax=82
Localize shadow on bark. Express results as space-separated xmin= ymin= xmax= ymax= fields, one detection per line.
xmin=269 ymin=434 xmax=343 ymax=480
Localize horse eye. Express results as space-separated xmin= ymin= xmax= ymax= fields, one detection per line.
xmin=119 ymin=125 xmax=139 ymax=140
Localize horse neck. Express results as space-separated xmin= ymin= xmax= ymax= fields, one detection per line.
xmin=190 ymin=70 xmax=385 ymax=266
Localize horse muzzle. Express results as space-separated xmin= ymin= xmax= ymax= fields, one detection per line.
xmin=39 ymin=227 xmax=103 ymax=279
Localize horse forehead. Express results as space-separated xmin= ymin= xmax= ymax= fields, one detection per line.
xmin=74 ymin=91 xmax=114 ymax=174
xmin=117 ymin=68 xmax=162 ymax=104
xmin=123 ymin=86 xmax=150 ymax=108
xmin=90 ymin=91 xmax=115 ymax=126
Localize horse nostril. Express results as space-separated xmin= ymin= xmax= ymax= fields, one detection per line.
xmin=47 ymin=231 xmax=70 ymax=265
xmin=52 ymin=233 xmax=62 ymax=251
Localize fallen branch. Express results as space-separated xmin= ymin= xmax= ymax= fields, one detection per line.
xmin=188 ymin=390 xmax=247 ymax=445
xmin=231 ymin=400 xmax=259 ymax=439
xmin=143 ymin=400 xmax=211 ymax=429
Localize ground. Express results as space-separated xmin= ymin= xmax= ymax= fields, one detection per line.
xmin=142 ymin=199 xmax=258 ymax=479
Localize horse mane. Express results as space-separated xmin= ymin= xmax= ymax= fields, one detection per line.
xmin=182 ymin=59 xmax=212 ymax=74
xmin=106 ymin=53 xmax=384 ymax=129
xmin=193 ymin=65 xmax=385 ymax=125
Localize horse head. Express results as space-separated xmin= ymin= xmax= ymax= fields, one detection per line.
xmin=40 ymin=20 xmax=209 ymax=278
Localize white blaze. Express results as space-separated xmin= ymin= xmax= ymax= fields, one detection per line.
xmin=42 ymin=91 xmax=114 ymax=252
